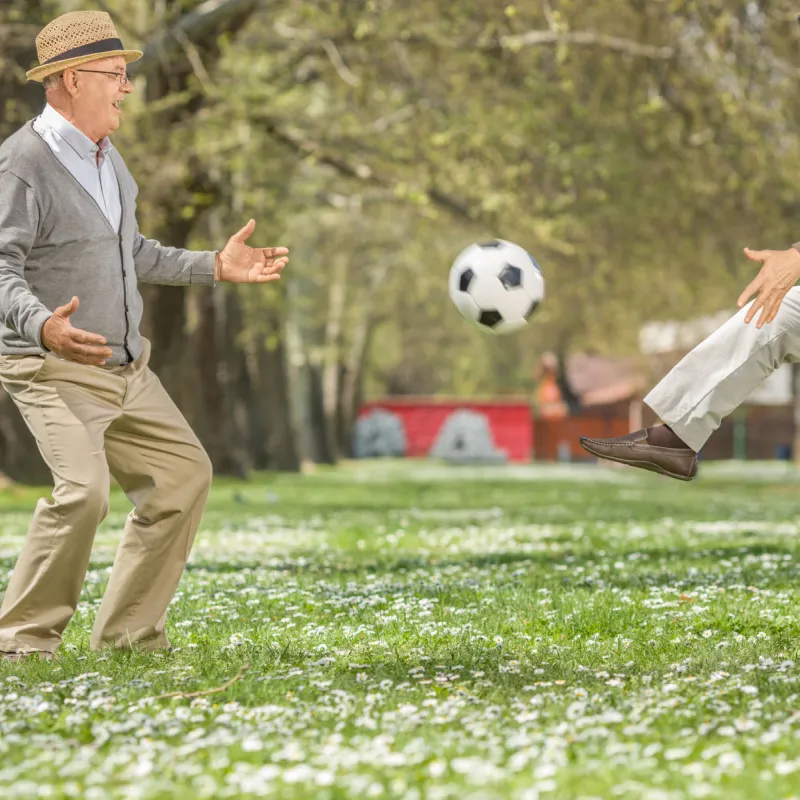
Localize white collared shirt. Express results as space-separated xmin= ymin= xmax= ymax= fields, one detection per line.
xmin=32 ymin=103 xmax=122 ymax=233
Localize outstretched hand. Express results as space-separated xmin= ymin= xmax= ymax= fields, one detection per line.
xmin=216 ymin=219 xmax=289 ymax=284
xmin=41 ymin=297 xmax=112 ymax=365
xmin=737 ymin=246 xmax=800 ymax=328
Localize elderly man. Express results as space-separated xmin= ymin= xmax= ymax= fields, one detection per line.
xmin=580 ymin=245 xmax=800 ymax=480
xmin=0 ymin=11 xmax=288 ymax=660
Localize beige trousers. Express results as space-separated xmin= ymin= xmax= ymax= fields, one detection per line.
xmin=0 ymin=338 xmax=212 ymax=654
xmin=645 ymin=289 xmax=800 ymax=452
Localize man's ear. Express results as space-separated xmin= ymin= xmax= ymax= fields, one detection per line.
xmin=60 ymin=69 xmax=78 ymax=95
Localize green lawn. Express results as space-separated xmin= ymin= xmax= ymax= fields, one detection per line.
xmin=2 ymin=459 xmax=800 ymax=799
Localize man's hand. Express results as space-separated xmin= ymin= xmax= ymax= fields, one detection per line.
xmin=216 ymin=219 xmax=288 ymax=284
xmin=737 ymin=247 xmax=800 ymax=328
xmin=41 ymin=297 xmax=113 ymax=365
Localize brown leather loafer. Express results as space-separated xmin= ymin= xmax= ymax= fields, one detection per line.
xmin=579 ymin=429 xmax=698 ymax=481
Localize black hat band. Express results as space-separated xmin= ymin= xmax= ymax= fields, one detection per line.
xmin=43 ymin=37 xmax=125 ymax=65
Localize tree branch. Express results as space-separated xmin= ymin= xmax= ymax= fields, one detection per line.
xmin=173 ymin=26 xmax=214 ymax=90
xmin=88 ymin=0 xmax=149 ymax=41
xmin=131 ymin=0 xmax=260 ymax=77
xmin=269 ymin=22 xmax=676 ymax=61
xmin=256 ymin=115 xmax=475 ymax=221
xmin=499 ymin=30 xmax=676 ymax=59
xmin=322 ymin=39 xmax=360 ymax=87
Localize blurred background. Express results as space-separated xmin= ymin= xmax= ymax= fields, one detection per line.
xmin=3 ymin=0 xmax=800 ymax=484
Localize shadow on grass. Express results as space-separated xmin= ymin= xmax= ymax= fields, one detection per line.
xmin=2 ymin=538 xmax=798 ymax=597
xmin=157 ymin=539 xmax=800 ymax=574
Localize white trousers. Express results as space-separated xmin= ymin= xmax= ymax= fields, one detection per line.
xmin=644 ymin=287 xmax=800 ymax=452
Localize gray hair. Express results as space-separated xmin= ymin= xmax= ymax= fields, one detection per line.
xmin=42 ymin=73 xmax=62 ymax=91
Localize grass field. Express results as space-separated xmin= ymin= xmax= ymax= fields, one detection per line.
xmin=2 ymin=458 xmax=800 ymax=799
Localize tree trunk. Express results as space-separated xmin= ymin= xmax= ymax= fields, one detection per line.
xmin=321 ymin=254 xmax=348 ymax=462
xmin=0 ymin=0 xmax=60 ymax=484
xmin=307 ymin=361 xmax=336 ymax=465
xmin=338 ymin=313 xmax=376 ymax=457
xmin=284 ymin=296 xmax=317 ymax=462
xmin=190 ymin=286 xmax=247 ymax=476
xmin=335 ymin=257 xmax=390 ymax=458
xmin=144 ymin=284 xmax=194 ymax=412
xmin=250 ymin=308 xmax=300 ymax=472
xmin=135 ymin=9 xmax=257 ymax=476
xmin=0 ymin=1 xmax=56 ymax=142
xmin=0 ymin=392 xmax=50 ymax=485
xmin=284 ymin=275 xmax=335 ymax=466
xmin=220 ymin=286 xmax=258 ymax=472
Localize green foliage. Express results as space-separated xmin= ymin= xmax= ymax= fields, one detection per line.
xmin=209 ymin=0 xmax=800 ymax=394
xmin=8 ymin=0 xmax=800 ymax=400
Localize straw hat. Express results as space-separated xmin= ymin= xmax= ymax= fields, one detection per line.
xmin=26 ymin=10 xmax=143 ymax=83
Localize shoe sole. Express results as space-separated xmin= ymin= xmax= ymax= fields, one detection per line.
xmin=579 ymin=439 xmax=696 ymax=482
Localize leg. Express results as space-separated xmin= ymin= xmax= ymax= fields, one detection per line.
xmin=645 ymin=288 xmax=800 ymax=451
xmin=91 ymin=347 xmax=213 ymax=651
xmin=0 ymin=355 xmax=119 ymax=654
xmin=581 ymin=288 xmax=800 ymax=478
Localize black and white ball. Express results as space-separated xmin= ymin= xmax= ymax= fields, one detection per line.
xmin=448 ymin=239 xmax=545 ymax=335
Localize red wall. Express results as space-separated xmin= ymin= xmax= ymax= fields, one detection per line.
xmin=358 ymin=398 xmax=533 ymax=462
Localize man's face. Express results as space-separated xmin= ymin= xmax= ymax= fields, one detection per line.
xmin=62 ymin=55 xmax=133 ymax=140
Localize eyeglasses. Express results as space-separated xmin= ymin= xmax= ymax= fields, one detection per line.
xmin=74 ymin=69 xmax=130 ymax=85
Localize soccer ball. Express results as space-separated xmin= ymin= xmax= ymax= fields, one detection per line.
xmin=448 ymin=239 xmax=545 ymax=335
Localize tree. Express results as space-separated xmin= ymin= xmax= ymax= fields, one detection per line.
xmin=5 ymin=0 xmax=800 ymax=481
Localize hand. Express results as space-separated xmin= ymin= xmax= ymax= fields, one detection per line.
xmin=737 ymin=246 xmax=800 ymax=328
xmin=41 ymin=297 xmax=113 ymax=365
xmin=216 ymin=219 xmax=289 ymax=284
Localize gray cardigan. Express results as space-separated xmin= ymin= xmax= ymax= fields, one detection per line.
xmin=0 ymin=120 xmax=217 ymax=365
